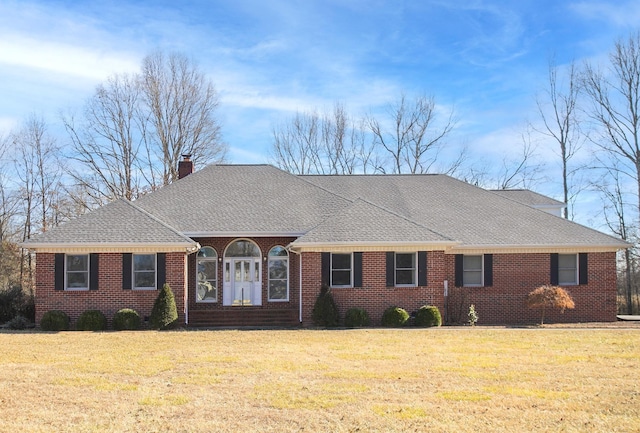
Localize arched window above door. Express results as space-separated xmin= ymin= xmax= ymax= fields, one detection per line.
xmin=225 ymin=239 xmax=260 ymax=257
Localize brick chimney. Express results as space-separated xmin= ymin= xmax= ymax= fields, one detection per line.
xmin=178 ymin=154 xmax=194 ymax=179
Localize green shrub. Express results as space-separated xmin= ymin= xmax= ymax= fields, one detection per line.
xmin=112 ymin=308 xmax=141 ymax=330
xmin=414 ymin=305 xmax=442 ymax=327
xmin=344 ymin=307 xmax=370 ymax=327
xmin=150 ymin=283 xmax=178 ymax=330
xmin=40 ymin=310 xmax=70 ymax=331
xmin=6 ymin=315 xmax=30 ymax=330
xmin=311 ymin=285 xmax=339 ymax=327
xmin=0 ymin=286 xmax=26 ymax=323
xmin=381 ymin=306 xmax=409 ymax=327
xmin=76 ymin=309 xmax=107 ymax=331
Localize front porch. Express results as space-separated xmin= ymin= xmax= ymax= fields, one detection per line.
xmin=187 ymin=307 xmax=300 ymax=328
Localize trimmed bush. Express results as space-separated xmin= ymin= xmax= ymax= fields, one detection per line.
xmin=112 ymin=308 xmax=141 ymax=331
xmin=76 ymin=310 xmax=107 ymax=331
xmin=381 ymin=306 xmax=409 ymax=327
xmin=414 ymin=305 xmax=442 ymax=327
xmin=344 ymin=307 xmax=370 ymax=328
xmin=150 ymin=283 xmax=178 ymax=330
xmin=40 ymin=310 xmax=70 ymax=331
xmin=312 ymin=284 xmax=339 ymax=327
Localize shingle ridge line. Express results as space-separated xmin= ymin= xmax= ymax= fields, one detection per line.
xmin=121 ymin=199 xmax=196 ymax=244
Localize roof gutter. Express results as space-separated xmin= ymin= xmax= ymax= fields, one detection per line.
xmin=20 ymin=242 xmax=201 ymax=254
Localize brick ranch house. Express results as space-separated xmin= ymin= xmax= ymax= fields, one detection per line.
xmin=23 ymin=159 xmax=629 ymax=327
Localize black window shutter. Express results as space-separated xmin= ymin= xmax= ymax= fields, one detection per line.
xmin=122 ymin=253 xmax=132 ymax=290
xmin=418 ymin=251 xmax=427 ymax=286
xmin=550 ymin=253 xmax=559 ymax=285
xmin=579 ymin=253 xmax=588 ymax=285
xmin=321 ymin=252 xmax=330 ymax=286
xmin=454 ymin=254 xmax=463 ymax=287
xmin=89 ymin=253 xmax=99 ymax=290
xmin=484 ymin=254 xmax=493 ymax=287
xmin=54 ymin=253 xmax=65 ymax=290
xmin=386 ymin=252 xmax=395 ymax=287
xmin=353 ymin=252 xmax=363 ymax=287
xmin=157 ymin=253 xmax=166 ymax=289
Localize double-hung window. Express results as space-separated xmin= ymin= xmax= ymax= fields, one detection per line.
xmin=558 ymin=254 xmax=578 ymax=285
xmin=463 ymin=255 xmax=483 ymax=287
xmin=133 ymin=254 xmax=156 ymax=290
xmin=66 ymin=254 xmax=89 ymax=290
xmin=331 ymin=253 xmax=352 ymax=287
xmin=395 ymin=253 xmax=416 ymax=286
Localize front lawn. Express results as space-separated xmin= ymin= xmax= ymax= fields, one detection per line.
xmin=0 ymin=328 xmax=638 ymax=432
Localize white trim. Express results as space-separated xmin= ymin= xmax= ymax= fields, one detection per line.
xmin=64 ymin=253 xmax=90 ymax=291
xmin=267 ymin=245 xmax=289 ymax=302
xmin=330 ymin=252 xmax=353 ymax=288
xmin=195 ymin=246 xmax=219 ymax=303
xmin=462 ymin=254 xmax=484 ymax=287
xmin=23 ymin=242 xmax=200 ymax=254
xmin=394 ymin=252 xmax=417 ymax=287
xmin=132 ymin=253 xmax=157 ymax=290
xmin=185 ymin=231 xmax=304 ymax=238
xmin=447 ymin=244 xmax=625 ymax=254
xmin=558 ymin=253 xmax=579 ymax=286
xmin=291 ymin=241 xmax=458 ymax=253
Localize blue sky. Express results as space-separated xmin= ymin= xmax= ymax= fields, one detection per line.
xmin=0 ymin=0 xmax=638 ymax=227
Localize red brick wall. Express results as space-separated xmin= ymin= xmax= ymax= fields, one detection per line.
xmin=34 ymin=252 xmax=187 ymax=328
xmin=301 ymin=251 xmax=618 ymax=326
xmin=186 ymin=237 xmax=299 ymax=314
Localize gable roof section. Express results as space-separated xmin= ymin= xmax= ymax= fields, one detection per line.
xmin=22 ymin=199 xmax=199 ymax=253
xmin=134 ymin=164 xmax=352 ymax=236
xmin=290 ymin=198 xmax=456 ymax=251
xmin=302 ymin=174 xmax=629 ymax=252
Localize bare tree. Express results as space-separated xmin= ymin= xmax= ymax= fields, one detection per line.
xmin=140 ymin=51 xmax=226 ymax=184
xmin=271 ymin=110 xmax=322 ymax=174
xmin=536 ymin=60 xmax=584 ymax=219
xmin=271 ymin=104 xmax=377 ymax=174
xmin=495 ymin=129 xmax=546 ymax=190
xmin=593 ymin=163 xmax=637 ymax=314
xmin=367 ymin=93 xmax=455 ymax=174
xmin=11 ymin=115 xmax=61 ymax=292
xmin=582 ymin=33 xmax=640 ymax=314
xmin=63 ymin=73 xmax=146 ymax=204
xmin=582 ymin=33 xmax=640 ymax=229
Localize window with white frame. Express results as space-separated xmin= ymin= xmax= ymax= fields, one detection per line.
xmin=463 ymin=255 xmax=483 ymax=286
xmin=133 ymin=254 xmax=156 ymax=290
xmin=331 ymin=253 xmax=352 ymax=287
xmin=558 ymin=254 xmax=578 ymax=285
xmin=66 ymin=254 xmax=89 ymax=290
xmin=196 ymin=247 xmax=218 ymax=302
xmin=395 ymin=252 xmax=416 ymax=286
xmin=268 ymin=246 xmax=288 ymax=301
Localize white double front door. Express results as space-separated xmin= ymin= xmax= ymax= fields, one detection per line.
xmin=222 ymin=258 xmax=262 ymax=306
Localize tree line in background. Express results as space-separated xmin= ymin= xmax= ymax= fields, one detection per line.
xmin=1 ymin=34 xmax=640 ymax=318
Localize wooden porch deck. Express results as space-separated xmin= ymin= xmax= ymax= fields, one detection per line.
xmin=187 ymin=307 xmax=300 ymax=328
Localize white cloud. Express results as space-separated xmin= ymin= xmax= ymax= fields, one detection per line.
xmin=0 ymin=34 xmax=138 ymax=81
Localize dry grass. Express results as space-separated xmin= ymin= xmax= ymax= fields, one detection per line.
xmin=1 ymin=328 xmax=639 ymax=432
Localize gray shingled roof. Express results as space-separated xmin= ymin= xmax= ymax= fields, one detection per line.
xmin=490 ymin=189 xmax=565 ymax=207
xmin=292 ymin=198 xmax=454 ymax=246
xmin=23 ymin=199 xmax=197 ymax=250
xmin=134 ymin=164 xmax=352 ymax=234
xmin=23 ymin=164 xmax=628 ymax=251
xmin=302 ymin=174 xmax=627 ymax=249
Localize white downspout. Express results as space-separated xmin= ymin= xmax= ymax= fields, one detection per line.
xmin=287 ymin=247 xmax=303 ymax=324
